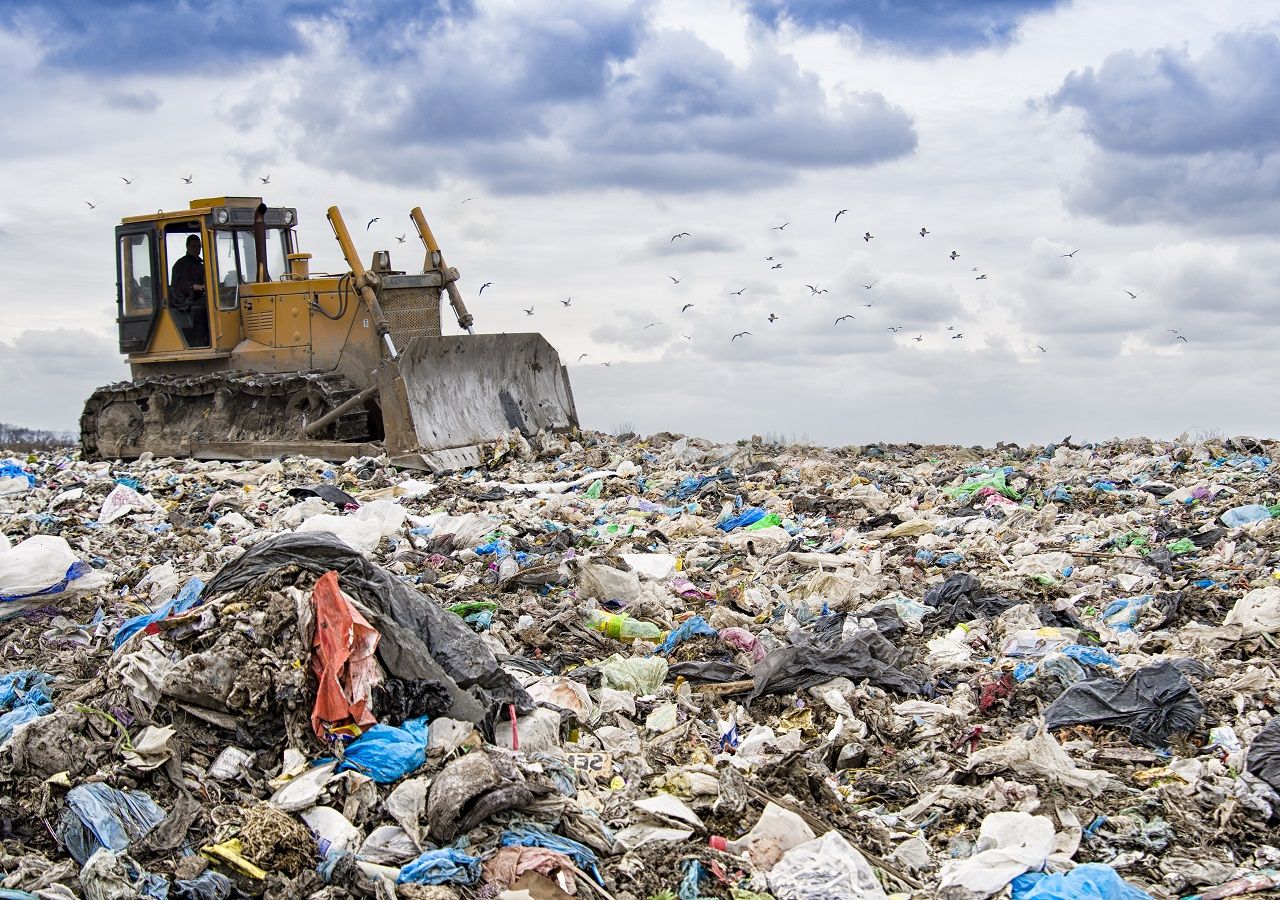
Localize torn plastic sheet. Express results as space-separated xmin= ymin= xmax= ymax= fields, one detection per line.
xmin=1044 ymin=660 xmax=1206 ymax=747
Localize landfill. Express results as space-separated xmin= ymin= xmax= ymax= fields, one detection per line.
xmin=2 ymin=429 xmax=1280 ymax=899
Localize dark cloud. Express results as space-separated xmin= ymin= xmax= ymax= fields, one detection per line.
xmin=284 ymin=8 xmax=916 ymax=194
xmin=0 ymin=0 xmax=465 ymax=73
xmin=1047 ymin=28 xmax=1280 ymax=230
xmin=745 ymin=0 xmax=1064 ymax=54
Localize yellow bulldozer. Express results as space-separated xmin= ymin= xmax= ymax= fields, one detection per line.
xmin=82 ymin=197 xmax=578 ymax=470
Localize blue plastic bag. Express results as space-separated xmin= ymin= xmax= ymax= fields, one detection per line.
xmin=334 ymin=717 xmax=429 ymax=783
xmin=114 ymin=578 xmax=205 ymax=650
xmin=58 ymin=783 xmax=167 ymax=865
xmin=1101 ymin=595 xmax=1154 ymax=632
xmin=657 ymin=615 xmax=717 ymax=655
xmin=0 ymin=462 xmax=34 ymax=487
xmin=0 ymin=670 xmax=52 ymax=710
xmin=0 ymin=702 xmax=53 ymax=743
xmin=500 ymin=824 xmax=604 ymax=885
xmin=1221 ymin=504 xmax=1272 ymax=528
xmin=717 ymin=507 xmax=766 ymax=532
xmin=0 ymin=560 xmax=91 ymax=603
xmin=1011 ymin=863 xmax=1153 ymax=899
xmin=397 ymin=848 xmax=482 ymax=885
xmin=1062 ymin=645 xmax=1119 ymax=668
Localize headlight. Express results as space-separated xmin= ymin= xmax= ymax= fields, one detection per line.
xmin=283 ymin=209 xmax=295 ymax=225
xmin=215 ymin=209 xmax=230 ymax=224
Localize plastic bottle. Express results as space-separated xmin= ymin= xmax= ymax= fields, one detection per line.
xmin=497 ymin=555 xmax=519 ymax=581
xmin=584 ymin=609 xmax=664 ymax=641
xmin=1221 ymin=504 xmax=1272 ymax=527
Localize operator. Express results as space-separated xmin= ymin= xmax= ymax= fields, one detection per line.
xmin=170 ymin=234 xmax=210 ymax=345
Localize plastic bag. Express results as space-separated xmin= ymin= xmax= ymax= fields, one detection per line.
xmin=334 ymin=717 xmax=429 ymax=783
xmin=598 ymin=654 xmax=669 ymax=694
xmin=1011 ymin=863 xmax=1154 ymax=899
xmin=99 ymin=484 xmax=155 ymax=524
xmin=768 ymin=831 xmax=887 ymax=900
xmin=499 ymin=824 xmax=604 ymax=885
xmin=0 ymin=535 xmax=98 ymax=606
xmin=296 ymin=514 xmax=384 ymax=553
xmin=1220 ymin=504 xmax=1272 ymax=527
xmin=718 ymin=507 xmax=767 ymax=532
xmin=747 ymin=617 xmax=921 ymax=703
xmin=114 ymin=578 xmax=205 ymax=650
xmin=358 ymin=825 xmax=422 ymax=865
xmin=1223 ymin=587 xmax=1280 ymax=636
xmin=657 ymin=615 xmax=717 ymax=654
xmin=58 ymin=784 xmax=167 ymax=865
xmin=397 ymin=848 xmax=483 ymax=885
xmin=1044 ymin=660 xmax=1205 ymax=747
xmin=938 ymin=812 xmax=1055 ymax=897
xmin=1246 ymin=716 xmax=1280 ymax=794
xmin=310 ymin=570 xmax=380 ymax=738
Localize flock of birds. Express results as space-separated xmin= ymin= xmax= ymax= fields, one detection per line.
xmin=83 ymin=179 xmax=1192 ymax=360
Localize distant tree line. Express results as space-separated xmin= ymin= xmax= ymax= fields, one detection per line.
xmin=0 ymin=422 xmax=76 ymax=452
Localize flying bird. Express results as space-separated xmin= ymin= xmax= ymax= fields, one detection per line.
xmin=1167 ymin=329 xmax=1181 ymax=333
xmin=886 ymin=326 xmax=903 ymax=333
xmin=577 ymin=353 xmax=589 ymax=362
xmin=862 ymin=302 xmax=874 ymax=308
xmin=771 ymin=263 xmax=783 ymax=269
xmin=523 ymin=306 xmax=534 ymax=316
xmin=560 ymin=298 xmax=572 ymax=307
xmin=971 ymin=267 xmax=981 ymax=272
xmin=834 ymin=209 xmax=849 ymax=223
xmin=949 ymin=251 xmax=959 ymax=260
xmin=1037 ymin=345 xmax=1047 ymax=352
xmin=366 ymin=217 xmax=379 ymax=231
xmin=772 ymin=222 xmax=790 ymax=231
xmin=681 ymin=303 xmax=694 ymax=312
xmin=643 ymin=322 xmax=661 ymax=329
xmin=732 ymin=331 xmax=751 ymax=341
xmin=260 ymin=174 xmax=270 ymax=184
xmin=975 ymin=274 xmax=988 ymax=280
xmin=861 ymin=281 xmax=878 ymax=290
xmin=602 ymin=361 xmax=612 ymax=367
xmin=768 ymin=313 xmax=779 ymax=323
xmin=85 ymin=201 xmax=98 ymax=209
xmin=682 ymin=334 xmax=693 ymax=340
xmin=1061 ymin=249 xmax=1080 ymax=258
xmin=670 ymin=232 xmax=690 ymax=243
xmin=479 ymin=282 xmax=492 ymax=294
xmin=765 ymin=256 xmax=774 ymax=261
xmin=863 ymin=232 xmax=874 ymax=242
xmin=951 ymin=333 xmax=964 ymax=339
xmin=835 ymin=315 xmax=856 ymax=324
xmin=1176 ymin=335 xmax=1189 ymax=343
xmin=461 ymin=197 xmax=477 ymax=203
xmin=395 ymin=234 xmax=406 ymax=243
xmin=1124 ymin=290 xmax=1143 ymax=299
xmin=181 ymin=174 xmax=193 ymax=184
xmin=805 ymin=284 xmax=827 ymax=295
xmin=946 ymin=325 xmax=955 ymax=331
xmin=729 ymin=289 xmax=746 ymax=296
xmin=913 ymin=335 xmax=923 ymax=342
xmin=919 ymin=227 xmax=929 ymax=237
xmin=120 ymin=176 xmax=136 ymax=185
xmin=668 ymin=275 xmax=683 ymax=284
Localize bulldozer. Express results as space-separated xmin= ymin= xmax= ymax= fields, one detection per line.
xmin=82 ymin=197 xmax=578 ymax=471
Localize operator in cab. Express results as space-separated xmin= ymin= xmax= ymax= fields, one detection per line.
xmin=170 ymin=234 xmax=210 ymax=345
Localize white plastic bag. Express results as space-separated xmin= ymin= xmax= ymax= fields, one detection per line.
xmin=937 ymin=811 xmax=1055 ymax=897
xmin=1224 ymin=587 xmax=1280 ymax=636
xmin=768 ymin=831 xmax=888 ymax=900
xmin=296 ymin=514 xmax=383 ymax=554
xmin=99 ymin=484 xmax=155 ymax=524
xmin=0 ymin=535 xmax=104 ymax=609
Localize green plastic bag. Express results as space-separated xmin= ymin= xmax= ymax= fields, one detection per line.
xmin=745 ymin=513 xmax=783 ymax=531
xmin=584 ymin=479 xmax=603 ymax=499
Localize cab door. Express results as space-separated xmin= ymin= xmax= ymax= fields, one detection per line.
xmin=116 ymin=226 xmax=160 ymax=352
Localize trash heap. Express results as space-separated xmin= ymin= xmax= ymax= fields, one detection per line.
xmin=2 ymin=430 xmax=1280 ymax=900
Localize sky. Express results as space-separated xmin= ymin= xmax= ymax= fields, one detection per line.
xmin=0 ymin=0 xmax=1277 ymax=446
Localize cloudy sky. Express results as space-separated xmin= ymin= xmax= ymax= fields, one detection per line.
xmin=0 ymin=0 xmax=1276 ymax=446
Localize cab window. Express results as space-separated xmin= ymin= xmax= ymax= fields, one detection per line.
xmin=119 ymin=233 xmax=156 ymax=316
xmin=163 ymin=222 xmax=203 ymax=298
xmin=213 ymin=229 xmax=290 ymax=285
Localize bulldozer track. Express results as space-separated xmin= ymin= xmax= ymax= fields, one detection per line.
xmin=81 ymin=371 xmax=370 ymax=460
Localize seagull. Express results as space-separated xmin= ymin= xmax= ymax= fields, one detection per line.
xmin=120 ymin=176 xmax=134 ymax=185
xmin=85 ymin=201 xmax=98 ymax=209
xmin=461 ymin=197 xmax=477 ymax=203
xmin=602 ymin=361 xmax=612 ymax=367
xmin=1037 ymin=345 xmax=1047 ymax=352
xmin=395 ymin=234 xmax=406 ymax=243
xmin=835 ymin=315 xmax=856 ymax=324
xmin=523 ymin=306 xmax=534 ymax=316
xmin=887 ymin=326 xmax=903 ymax=333
xmin=366 ymin=217 xmax=379 ymax=231
xmin=862 ymin=302 xmax=874 ymax=308
xmin=260 ymin=174 xmax=271 ymax=184
xmin=772 ymin=222 xmax=790 ymax=231
xmin=682 ymin=334 xmax=693 ymax=340
xmin=671 ymin=232 xmax=690 ymax=243
xmin=1061 ymin=249 xmax=1080 ymax=258
xmin=913 ymin=335 xmax=923 ymax=342
xmin=681 ymin=303 xmax=694 ymax=312
xmin=768 ymin=313 xmax=779 ymax=323
xmin=643 ymin=322 xmax=661 ymax=329
xmin=946 ymin=325 xmax=955 ymax=330
xmin=863 ymin=232 xmax=874 ymax=242
xmin=479 ymin=282 xmax=492 ymax=294
xmin=975 ymin=274 xmax=988 ymax=280
xmin=181 ymin=174 xmax=193 ymax=184
xmin=729 ymin=289 xmax=746 ymax=296
xmin=952 ymin=333 xmax=964 ymax=339
xmin=861 ymin=281 xmax=878 ymax=290
xmin=1124 ymin=290 xmax=1143 ymax=299
xmin=919 ymin=227 xmax=929 ymax=237
xmin=1176 ymin=335 xmax=1189 ymax=343
xmin=732 ymin=331 xmax=751 ymax=340
xmin=950 ymin=251 xmax=959 ymax=260
xmin=834 ymin=209 xmax=849 ymax=223
xmin=578 ymin=353 xmax=589 ymax=362
xmin=971 ymin=267 xmax=981 ymax=272
xmin=669 ymin=275 xmax=683 ymax=284
xmin=1167 ymin=329 xmax=1180 ymax=333
xmin=560 ymin=298 xmax=572 ymax=307
xmin=805 ymin=284 xmax=827 ymax=295
xmin=771 ymin=263 xmax=783 ymax=269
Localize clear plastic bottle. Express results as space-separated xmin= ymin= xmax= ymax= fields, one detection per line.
xmin=584 ymin=609 xmax=664 ymax=641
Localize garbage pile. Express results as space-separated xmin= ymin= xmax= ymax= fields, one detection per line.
xmin=2 ymin=430 xmax=1280 ymax=899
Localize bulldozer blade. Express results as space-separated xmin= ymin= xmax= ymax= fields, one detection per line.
xmin=386 ymin=333 xmax=578 ymax=472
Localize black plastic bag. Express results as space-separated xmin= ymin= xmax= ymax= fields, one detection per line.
xmin=924 ymin=573 xmax=1020 ymax=625
xmin=1247 ymin=717 xmax=1280 ymax=794
xmin=747 ymin=619 xmax=922 ymax=703
xmin=286 ymin=484 xmax=358 ymax=509
xmin=668 ymin=660 xmax=750 ymax=684
xmin=1044 ymin=660 xmax=1204 ymax=747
